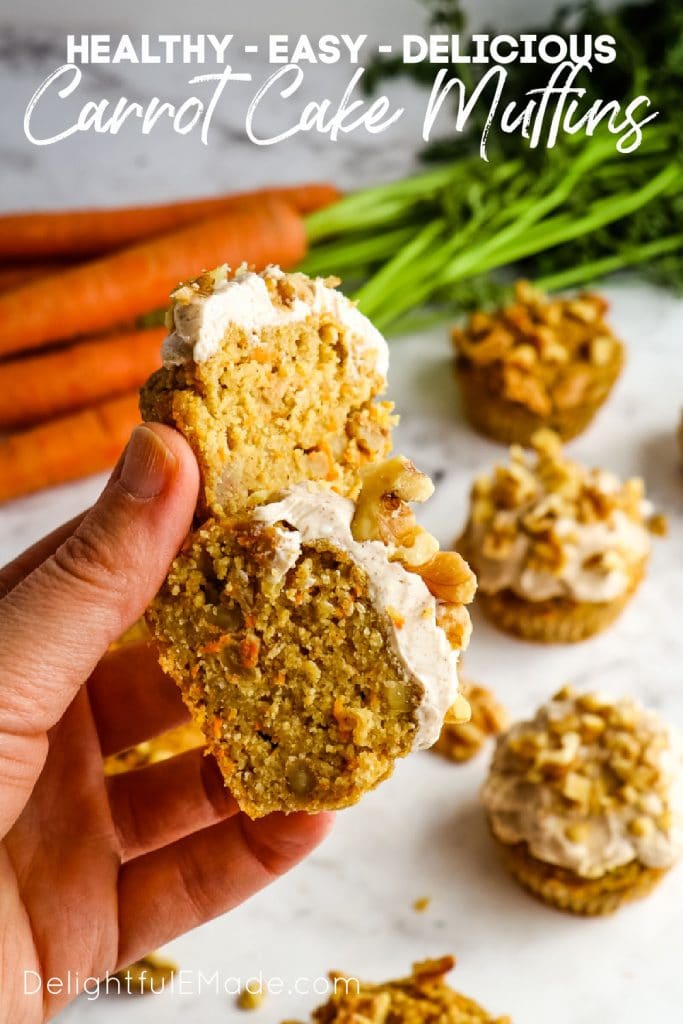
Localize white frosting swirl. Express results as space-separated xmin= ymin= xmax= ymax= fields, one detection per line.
xmin=469 ymin=508 xmax=651 ymax=603
xmin=161 ymin=264 xmax=389 ymax=378
xmin=464 ymin=451 xmax=652 ymax=603
xmin=250 ymin=485 xmax=462 ymax=749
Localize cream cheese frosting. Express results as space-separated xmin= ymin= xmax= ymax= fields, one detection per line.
xmin=161 ymin=263 xmax=389 ymax=378
xmin=467 ymin=507 xmax=651 ymax=602
xmin=462 ymin=432 xmax=653 ymax=604
xmin=482 ymin=690 xmax=683 ymax=879
xmin=250 ymin=485 xmax=462 ymax=749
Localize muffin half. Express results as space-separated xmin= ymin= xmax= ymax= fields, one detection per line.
xmin=148 ymin=459 xmax=475 ymax=817
xmin=141 ymin=264 xmax=395 ymax=517
xmin=482 ymin=686 xmax=683 ymax=915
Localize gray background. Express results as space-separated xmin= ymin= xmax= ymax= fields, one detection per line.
xmin=9 ymin=0 xmax=565 ymax=34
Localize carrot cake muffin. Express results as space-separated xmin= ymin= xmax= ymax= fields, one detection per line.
xmin=457 ymin=429 xmax=658 ymax=643
xmin=140 ymin=263 xmax=395 ymax=517
xmin=482 ymin=686 xmax=683 ymax=915
xmin=311 ymin=956 xmax=510 ymax=1024
xmin=452 ymin=281 xmax=624 ymax=445
xmin=147 ymin=458 xmax=475 ymax=818
xmin=432 ymin=681 xmax=508 ymax=764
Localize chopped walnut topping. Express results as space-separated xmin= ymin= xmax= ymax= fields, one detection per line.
xmin=503 ymin=363 xmax=552 ymax=416
xmin=491 ymin=688 xmax=678 ymax=834
xmin=436 ymin=603 xmax=473 ymax=652
xmin=565 ymin=821 xmax=589 ymax=843
xmin=352 ymin=457 xmax=437 ymax=566
xmin=460 ymin=431 xmax=656 ymax=587
xmin=648 ymin=513 xmax=669 ymax=537
xmin=114 ymin=953 xmax=178 ymax=994
xmin=350 ymin=458 xmax=475 ymax=661
xmin=237 ymin=984 xmax=267 ymax=1011
xmin=453 ymin=280 xmax=622 ymax=415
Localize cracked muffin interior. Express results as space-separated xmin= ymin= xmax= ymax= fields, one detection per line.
xmin=140 ymin=264 xmax=395 ymax=517
xmin=147 ymin=460 xmax=475 ymax=818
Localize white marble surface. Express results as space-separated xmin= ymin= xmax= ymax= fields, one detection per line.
xmin=2 ymin=24 xmax=683 ymax=1024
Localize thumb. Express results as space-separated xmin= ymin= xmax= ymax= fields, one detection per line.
xmin=0 ymin=423 xmax=199 ymax=739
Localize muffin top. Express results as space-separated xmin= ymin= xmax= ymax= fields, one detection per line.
xmin=161 ymin=262 xmax=389 ymax=378
xmin=482 ymin=686 xmax=683 ymax=878
xmin=460 ymin=429 xmax=662 ymax=603
xmin=452 ymin=280 xmax=623 ymax=417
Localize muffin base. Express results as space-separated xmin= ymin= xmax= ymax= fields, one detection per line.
xmin=496 ymin=837 xmax=666 ymax=915
xmin=147 ymin=517 xmax=426 ymax=818
xmin=472 ymin=563 xmax=644 ymax=644
xmin=455 ymin=351 xmax=623 ymax=446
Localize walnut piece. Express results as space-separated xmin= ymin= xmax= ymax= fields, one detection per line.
xmin=413 ymin=551 xmax=477 ymax=605
xmin=113 ymin=953 xmax=177 ymax=995
xmin=351 ymin=457 xmax=437 ymax=566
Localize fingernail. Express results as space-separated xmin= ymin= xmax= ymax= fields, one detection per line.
xmin=120 ymin=425 xmax=177 ymax=499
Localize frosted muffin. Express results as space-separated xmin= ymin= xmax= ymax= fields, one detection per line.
xmin=148 ymin=458 xmax=475 ymax=818
xmin=452 ymin=281 xmax=623 ymax=445
xmin=482 ymin=686 xmax=683 ymax=915
xmin=140 ymin=263 xmax=395 ymax=517
xmin=457 ymin=430 xmax=658 ymax=643
xmin=312 ymin=956 xmax=509 ymax=1024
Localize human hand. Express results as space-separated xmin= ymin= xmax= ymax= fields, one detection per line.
xmin=0 ymin=424 xmax=333 ymax=1022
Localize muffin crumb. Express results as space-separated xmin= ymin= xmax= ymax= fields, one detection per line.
xmin=237 ymin=985 xmax=267 ymax=1011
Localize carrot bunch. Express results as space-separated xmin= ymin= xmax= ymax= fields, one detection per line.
xmin=0 ymin=182 xmax=340 ymax=504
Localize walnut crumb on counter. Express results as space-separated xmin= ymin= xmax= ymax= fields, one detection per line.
xmin=237 ymin=985 xmax=267 ymax=1011
xmin=433 ymin=682 xmax=508 ymax=763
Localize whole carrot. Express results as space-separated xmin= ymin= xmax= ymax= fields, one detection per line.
xmin=0 ymin=195 xmax=307 ymax=359
xmin=0 ymin=392 xmax=141 ymax=504
xmin=0 ymin=263 xmax=72 ymax=292
xmin=0 ymin=183 xmax=339 ymax=259
xmin=0 ymin=327 xmax=165 ymax=431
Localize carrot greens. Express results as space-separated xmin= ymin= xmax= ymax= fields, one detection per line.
xmin=301 ymin=0 xmax=683 ymax=331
